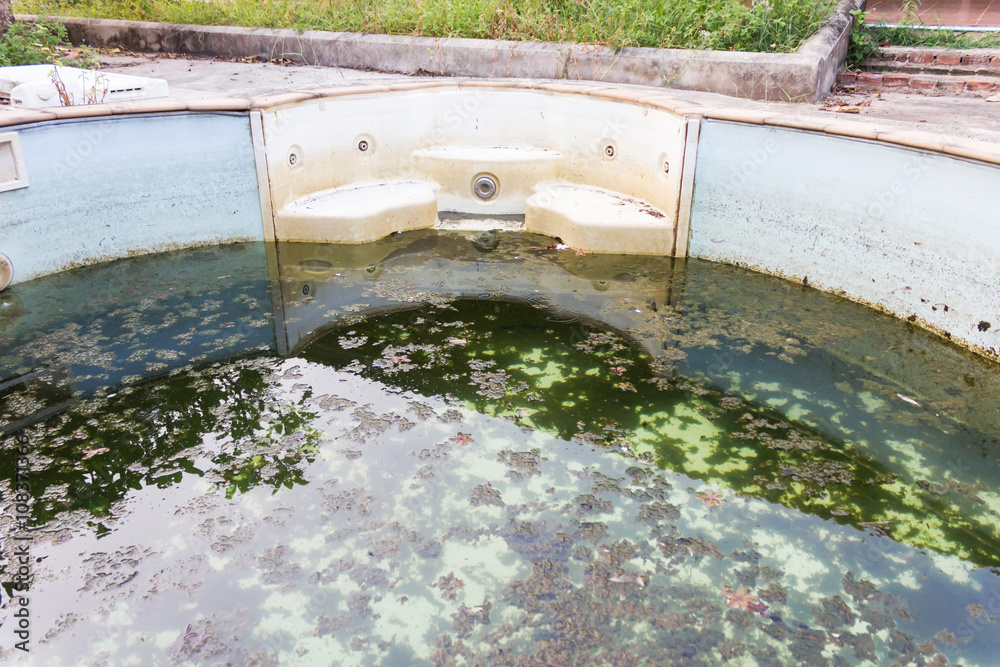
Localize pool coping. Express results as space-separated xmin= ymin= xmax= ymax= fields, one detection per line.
xmin=3 ymin=78 xmax=999 ymax=167
xmin=16 ymin=0 xmax=862 ymax=103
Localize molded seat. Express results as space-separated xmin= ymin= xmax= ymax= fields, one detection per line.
xmin=525 ymin=182 xmax=675 ymax=255
xmin=275 ymin=180 xmax=439 ymax=243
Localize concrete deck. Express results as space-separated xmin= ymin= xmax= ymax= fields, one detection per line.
xmin=97 ymin=52 xmax=1000 ymax=145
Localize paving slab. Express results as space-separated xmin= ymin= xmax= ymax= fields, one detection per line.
xmin=96 ymin=52 xmax=1000 ymax=145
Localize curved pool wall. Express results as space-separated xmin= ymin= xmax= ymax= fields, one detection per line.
xmin=0 ymin=110 xmax=264 ymax=282
xmin=0 ymin=81 xmax=998 ymax=360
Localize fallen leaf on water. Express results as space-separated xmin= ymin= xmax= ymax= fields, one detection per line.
xmin=897 ymin=393 xmax=921 ymax=407
xmin=576 ymin=249 xmax=586 ymax=255
xmin=448 ymin=338 xmax=467 ymax=346
xmin=968 ymin=603 xmax=989 ymax=619
xmin=722 ymin=585 xmax=759 ymax=610
xmin=82 ymin=447 xmax=109 ymax=460
xmin=450 ymin=432 xmax=474 ymax=446
xmin=696 ymin=490 xmax=726 ymax=507
xmin=430 ymin=571 xmax=465 ymax=600
xmin=609 ymin=574 xmax=645 ymax=587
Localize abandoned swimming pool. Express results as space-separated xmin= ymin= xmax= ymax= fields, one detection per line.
xmin=1 ymin=80 xmax=999 ymax=664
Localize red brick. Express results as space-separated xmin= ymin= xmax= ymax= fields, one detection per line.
xmin=962 ymin=55 xmax=992 ymax=67
xmin=991 ymin=56 xmax=1000 ymax=69
xmin=882 ymin=52 xmax=908 ymax=62
xmin=883 ymin=73 xmax=910 ymax=86
xmin=935 ymin=54 xmax=962 ymax=66
xmin=909 ymin=78 xmax=937 ymax=90
xmin=837 ymin=71 xmax=857 ymax=84
xmin=857 ymin=72 xmax=884 ymax=86
xmin=948 ymin=80 xmax=968 ymax=92
xmin=908 ymin=52 xmax=935 ymax=64
xmin=965 ymin=80 xmax=996 ymax=91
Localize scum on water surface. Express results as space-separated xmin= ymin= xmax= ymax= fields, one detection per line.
xmin=0 ymin=231 xmax=999 ymax=665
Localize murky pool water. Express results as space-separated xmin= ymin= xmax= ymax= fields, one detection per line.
xmin=1 ymin=231 xmax=999 ymax=665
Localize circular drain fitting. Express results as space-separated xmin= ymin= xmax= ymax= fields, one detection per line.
xmin=601 ymin=138 xmax=618 ymax=161
xmin=355 ymin=134 xmax=376 ymax=157
xmin=474 ymin=175 xmax=498 ymax=200
xmin=0 ymin=252 xmax=12 ymax=291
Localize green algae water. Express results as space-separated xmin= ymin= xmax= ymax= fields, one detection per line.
xmin=1 ymin=231 xmax=999 ymax=665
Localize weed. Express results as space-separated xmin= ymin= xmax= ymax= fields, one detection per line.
xmin=14 ymin=0 xmax=837 ymax=53
xmin=0 ymin=16 xmax=99 ymax=67
xmin=51 ymin=63 xmax=109 ymax=104
xmin=847 ymin=2 xmax=1000 ymax=68
xmin=847 ymin=9 xmax=879 ymax=66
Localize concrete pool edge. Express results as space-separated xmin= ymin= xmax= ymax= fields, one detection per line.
xmin=1 ymin=80 xmax=998 ymax=362
xmin=3 ymin=79 xmax=1000 ymax=165
xmin=16 ymin=0 xmax=862 ymax=103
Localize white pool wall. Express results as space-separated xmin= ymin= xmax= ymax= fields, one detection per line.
xmin=0 ymin=112 xmax=263 ymax=284
xmin=690 ymin=119 xmax=1000 ymax=359
xmin=0 ymin=82 xmax=998 ymax=359
xmin=258 ymin=86 xmax=690 ymax=253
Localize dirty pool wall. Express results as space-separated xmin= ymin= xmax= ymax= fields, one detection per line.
xmin=688 ymin=119 xmax=1000 ymax=359
xmin=0 ymin=112 xmax=263 ymax=284
xmin=0 ymin=243 xmax=277 ymax=418
xmin=1 ymin=93 xmax=998 ymax=363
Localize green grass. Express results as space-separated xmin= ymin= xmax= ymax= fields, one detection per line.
xmin=13 ymin=0 xmax=837 ymax=53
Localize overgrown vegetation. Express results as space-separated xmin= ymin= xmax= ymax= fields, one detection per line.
xmin=15 ymin=0 xmax=837 ymax=53
xmin=0 ymin=16 xmax=98 ymax=66
xmin=848 ymin=3 xmax=1000 ymax=67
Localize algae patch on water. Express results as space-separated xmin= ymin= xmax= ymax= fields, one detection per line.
xmin=301 ymin=298 xmax=1000 ymax=569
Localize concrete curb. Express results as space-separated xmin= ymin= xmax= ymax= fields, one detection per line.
xmin=24 ymin=0 xmax=863 ymax=102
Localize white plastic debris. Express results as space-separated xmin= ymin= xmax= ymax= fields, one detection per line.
xmin=0 ymin=64 xmax=169 ymax=108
